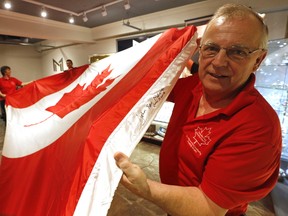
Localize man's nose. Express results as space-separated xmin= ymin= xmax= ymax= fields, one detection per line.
xmin=211 ymin=49 xmax=229 ymax=67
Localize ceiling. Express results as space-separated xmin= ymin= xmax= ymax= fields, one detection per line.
xmin=2 ymin=0 xmax=205 ymax=28
xmin=0 ymin=0 xmax=205 ymax=45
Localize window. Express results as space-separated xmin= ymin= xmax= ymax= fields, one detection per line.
xmin=255 ymin=38 xmax=288 ymax=183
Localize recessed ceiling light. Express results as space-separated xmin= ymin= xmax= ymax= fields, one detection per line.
xmin=4 ymin=1 xmax=12 ymax=9
xmin=69 ymin=15 xmax=74 ymax=24
xmin=41 ymin=7 xmax=47 ymax=18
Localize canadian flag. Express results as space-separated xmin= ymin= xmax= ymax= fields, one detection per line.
xmin=0 ymin=26 xmax=197 ymax=216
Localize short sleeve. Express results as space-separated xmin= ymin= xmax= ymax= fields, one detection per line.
xmin=200 ymin=121 xmax=281 ymax=209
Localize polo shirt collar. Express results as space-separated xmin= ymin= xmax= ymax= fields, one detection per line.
xmin=193 ymin=73 xmax=257 ymax=118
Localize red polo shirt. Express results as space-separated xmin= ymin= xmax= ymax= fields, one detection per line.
xmin=159 ymin=74 xmax=282 ymax=215
xmin=0 ymin=77 xmax=22 ymax=100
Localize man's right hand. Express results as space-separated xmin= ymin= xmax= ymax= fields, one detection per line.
xmin=114 ymin=152 xmax=151 ymax=199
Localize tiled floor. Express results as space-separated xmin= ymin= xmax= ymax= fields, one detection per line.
xmin=0 ymin=120 xmax=275 ymax=215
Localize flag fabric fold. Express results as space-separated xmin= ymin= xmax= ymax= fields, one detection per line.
xmin=0 ymin=26 xmax=198 ymax=216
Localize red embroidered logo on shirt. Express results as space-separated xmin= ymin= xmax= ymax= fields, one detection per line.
xmin=186 ymin=126 xmax=211 ymax=157
xmin=194 ymin=127 xmax=211 ymax=146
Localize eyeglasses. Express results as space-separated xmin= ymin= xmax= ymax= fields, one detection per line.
xmin=199 ymin=43 xmax=266 ymax=61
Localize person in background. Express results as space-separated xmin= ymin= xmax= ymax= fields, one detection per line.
xmin=114 ymin=3 xmax=282 ymax=216
xmin=66 ymin=59 xmax=74 ymax=70
xmin=0 ymin=66 xmax=30 ymax=122
xmin=186 ymin=59 xmax=199 ymax=75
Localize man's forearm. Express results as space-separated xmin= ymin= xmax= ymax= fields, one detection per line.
xmin=146 ymin=180 xmax=227 ymax=216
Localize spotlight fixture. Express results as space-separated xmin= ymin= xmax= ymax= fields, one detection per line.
xmin=101 ymin=6 xmax=107 ymax=17
xmin=41 ymin=7 xmax=47 ymax=18
xmin=4 ymin=0 xmax=12 ymax=9
xmin=258 ymin=13 xmax=266 ymax=18
xmin=69 ymin=14 xmax=74 ymax=24
xmin=124 ymin=0 xmax=130 ymax=10
xmin=82 ymin=13 xmax=88 ymax=22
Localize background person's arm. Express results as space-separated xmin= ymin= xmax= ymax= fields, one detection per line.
xmin=0 ymin=91 xmax=6 ymax=98
xmin=21 ymin=81 xmax=33 ymax=86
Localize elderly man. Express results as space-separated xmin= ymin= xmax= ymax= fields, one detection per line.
xmin=114 ymin=3 xmax=281 ymax=216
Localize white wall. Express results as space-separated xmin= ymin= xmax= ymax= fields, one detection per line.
xmin=39 ymin=38 xmax=116 ymax=76
xmin=0 ymin=39 xmax=117 ymax=80
xmin=0 ymin=45 xmax=42 ymax=82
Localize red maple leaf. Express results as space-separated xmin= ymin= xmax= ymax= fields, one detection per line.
xmin=46 ymin=65 xmax=117 ymax=118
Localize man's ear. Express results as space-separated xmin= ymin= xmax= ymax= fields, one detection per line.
xmin=253 ymin=52 xmax=267 ymax=71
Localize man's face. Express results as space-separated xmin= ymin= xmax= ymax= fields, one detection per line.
xmin=5 ymin=68 xmax=11 ymax=77
xmin=198 ymin=15 xmax=266 ymax=98
xmin=66 ymin=61 xmax=73 ymax=69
